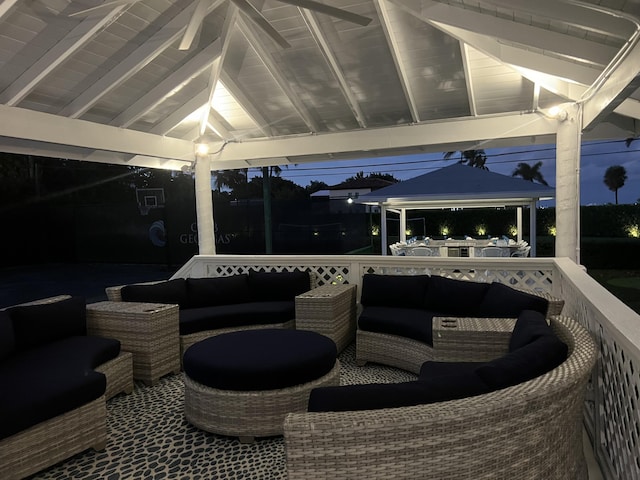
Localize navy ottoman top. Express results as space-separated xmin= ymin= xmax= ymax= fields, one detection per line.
xmin=183 ymin=329 xmax=337 ymax=391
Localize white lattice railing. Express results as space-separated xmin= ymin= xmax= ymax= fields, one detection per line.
xmin=172 ymin=254 xmax=640 ymax=480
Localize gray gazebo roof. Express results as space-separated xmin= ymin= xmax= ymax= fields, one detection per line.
xmin=356 ymin=163 xmax=555 ymax=209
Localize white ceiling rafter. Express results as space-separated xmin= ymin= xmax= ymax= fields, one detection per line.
xmin=459 ymin=42 xmax=477 ymax=116
xmin=237 ymin=16 xmax=320 ymax=133
xmin=0 ymin=0 xmax=19 ymax=21
xmin=300 ymin=9 xmax=368 ymax=129
xmin=150 ymin=90 xmax=211 ymax=136
xmin=374 ymin=0 xmax=420 ymax=123
xmin=219 ymin=71 xmax=273 ymax=138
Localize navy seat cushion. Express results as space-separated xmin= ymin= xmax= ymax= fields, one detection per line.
xmin=308 ymin=374 xmax=490 ymax=412
xmin=360 ymin=274 xmax=429 ymax=309
xmin=121 ymin=278 xmax=187 ymax=309
xmin=424 ymin=277 xmax=490 ymax=316
xmin=419 ymin=361 xmax=486 ymax=381
xmin=8 ymin=296 xmax=87 ymax=352
xmin=178 ymin=301 xmax=294 ymax=335
xmin=509 ymin=310 xmax=553 ymax=352
xmin=0 ymin=311 xmax=15 ymax=361
xmin=248 ymin=270 xmax=311 ymax=302
xmin=476 ymin=335 xmax=568 ymax=390
xmin=477 ymin=282 xmax=549 ymax=318
xmin=186 ymin=275 xmax=251 ymax=308
xmin=358 ymin=306 xmax=435 ymax=344
xmin=183 ymin=329 xmax=337 ymax=391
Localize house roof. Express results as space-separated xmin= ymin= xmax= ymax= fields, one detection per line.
xmin=356 ymin=163 xmax=555 ymax=209
xmin=329 ymin=178 xmax=395 ymax=190
xmin=1 ymin=1 xmax=640 ymax=172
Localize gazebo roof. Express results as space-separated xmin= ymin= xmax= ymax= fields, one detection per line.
xmin=356 ymin=163 xmax=555 ymax=209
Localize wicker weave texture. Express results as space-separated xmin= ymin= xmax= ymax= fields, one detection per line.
xmin=0 ymin=397 xmax=107 ymax=480
xmin=295 ymin=284 xmax=357 ymax=353
xmin=95 ymin=351 xmax=134 ymax=399
xmin=432 ymin=317 xmax=515 ymax=362
xmin=184 ymin=361 xmax=340 ymax=440
xmin=87 ymin=301 xmax=180 ymax=385
xmin=285 ymin=316 xmax=598 ymax=480
xmin=356 ymin=330 xmax=435 ymax=374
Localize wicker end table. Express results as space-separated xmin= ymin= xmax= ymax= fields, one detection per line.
xmin=86 ymin=301 xmax=180 ymax=385
xmin=432 ymin=316 xmax=516 ymax=362
xmin=295 ymin=284 xmax=357 ymax=353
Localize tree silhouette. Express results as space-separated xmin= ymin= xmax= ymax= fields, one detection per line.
xmin=443 ymin=150 xmax=488 ymax=169
xmin=603 ymin=165 xmax=627 ymax=204
xmin=511 ymin=161 xmax=549 ymax=186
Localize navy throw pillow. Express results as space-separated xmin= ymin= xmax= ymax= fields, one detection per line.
xmin=476 ymin=335 xmax=568 ymax=390
xmin=8 ymin=296 xmax=87 ymax=352
xmin=424 ymin=276 xmax=490 ymax=315
xmin=477 ymin=282 xmax=548 ymax=318
xmin=508 ymin=310 xmax=552 ymax=352
xmin=248 ymin=270 xmax=310 ymax=302
xmin=186 ymin=275 xmax=251 ymax=308
xmin=0 ymin=311 xmax=16 ymax=361
xmin=121 ymin=278 xmax=187 ymax=308
xmin=360 ymin=274 xmax=430 ymax=309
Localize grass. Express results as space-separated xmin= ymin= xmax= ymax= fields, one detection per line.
xmin=588 ymin=269 xmax=640 ymax=314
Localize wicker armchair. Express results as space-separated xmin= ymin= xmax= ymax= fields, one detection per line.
xmin=285 ymin=315 xmax=597 ymax=480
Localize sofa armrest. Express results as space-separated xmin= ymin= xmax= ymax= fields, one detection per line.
xmin=432 ymin=316 xmax=516 ymax=362
xmin=512 ymin=287 xmax=564 ymax=317
xmin=105 ymin=280 xmax=167 ymax=302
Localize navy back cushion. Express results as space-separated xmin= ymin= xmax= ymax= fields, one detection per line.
xmin=477 ymin=282 xmax=548 ymax=318
xmin=8 ymin=296 xmax=87 ymax=352
xmin=509 ymin=310 xmax=552 ymax=352
xmin=248 ymin=270 xmax=310 ymax=302
xmin=121 ymin=278 xmax=187 ymax=308
xmin=360 ymin=274 xmax=430 ymax=309
xmin=186 ymin=275 xmax=251 ymax=308
xmin=476 ymin=335 xmax=568 ymax=390
xmin=0 ymin=311 xmax=16 ymax=361
xmin=424 ymin=276 xmax=490 ymax=316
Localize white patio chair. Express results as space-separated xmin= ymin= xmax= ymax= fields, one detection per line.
xmin=511 ymin=245 xmax=531 ymax=257
xmin=480 ymin=246 xmax=508 ymax=257
xmin=407 ymin=247 xmax=438 ymax=256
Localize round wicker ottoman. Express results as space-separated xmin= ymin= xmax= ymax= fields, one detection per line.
xmin=183 ymin=328 xmax=339 ymax=442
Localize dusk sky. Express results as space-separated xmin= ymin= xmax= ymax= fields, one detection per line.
xmin=272 ymin=138 xmax=640 ymax=206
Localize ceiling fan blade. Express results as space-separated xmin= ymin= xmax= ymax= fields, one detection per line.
xmin=279 ymin=0 xmax=372 ymax=26
xmin=230 ymin=0 xmax=291 ymax=48
xmin=68 ymin=0 xmax=138 ymax=18
xmin=179 ymin=0 xmax=209 ymax=50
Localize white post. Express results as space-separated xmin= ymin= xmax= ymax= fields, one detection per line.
xmin=194 ymin=153 xmax=216 ymax=254
xmin=516 ymin=206 xmax=523 ymax=242
xmin=381 ymin=205 xmax=388 ymax=255
xmin=555 ymin=103 xmax=582 ymax=263
xmin=400 ymin=208 xmax=407 ymax=242
xmin=529 ymin=200 xmax=537 ymax=257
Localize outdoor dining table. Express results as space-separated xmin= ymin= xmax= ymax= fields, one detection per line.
xmin=397 ymin=238 xmax=522 ymax=257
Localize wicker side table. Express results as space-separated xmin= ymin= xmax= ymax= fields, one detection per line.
xmin=295 ymin=284 xmax=357 ymax=353
xmin=86 ymin=301 xmax=180 ymax=385
xmin=432 ymin=316 xmax=516 ymax=362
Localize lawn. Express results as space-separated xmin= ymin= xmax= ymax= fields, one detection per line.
xmin=588 ymin=270 xmax=640 ymax=314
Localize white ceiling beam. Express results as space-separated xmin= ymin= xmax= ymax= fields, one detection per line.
xmin=389 ymin=0 xmax=618 ymax=68
xmin=0 ymin=6 xmax=129 ymax=105
xmin=60 ymin=0 xmax=221 ymax=118
xmin=215 ymin=112 xmax=557 ymax=163
xmin=0 ymin=105 xmax=194 ymax=160
xmin=614 ymin=98 xmax=640 ymax=121
xmin=238 ymin=16 xmax=320 ymax=133
xmin=219 ymin=72 xmax=273 ymax=137
xmin=0 ymin=0 xmax=19 ymax=21
xmin=374 ymin=0 xmax=420 ymax=123
xmin=111 ymin=39 xmax=223 ymax=127
xmin=460 ymin=43 xmax=477 ymax=116
xmin=149 ymin=90 xmax=210 ymax=135
xmin=301 ymin=9 xmax=368 ymax=128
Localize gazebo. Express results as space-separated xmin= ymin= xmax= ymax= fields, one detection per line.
xmin=356 ymin=163 xmax=555 ymax=256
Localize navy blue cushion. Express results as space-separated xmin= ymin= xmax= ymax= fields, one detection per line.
xmin=424 ymin=277 xmax=490 ymax=316
xmin=477 ymin=282 xmax=548 ymax=318
xmin=358 ymin=306 xmax=434 ymax=344
xmin=360 ymin=274 xmax=429 ymax=309
xmin=419 ymin=361 xmax=485 ymax=381
xmin=8 ymin=296 xmax=87 ymax=352
xmin=186 ymin=275 xmax=251 ymax=308
xmin=121 ymin=278 xmax=187 ymax=309
xmin=476 ymin=335 xmax=568 ymax=389
xmin=248 ymin=270 xmax=311 ymax=302
xmin=509 ymin=310 xmax=552 ymax=352
xmin=178 ymin=301 xmax=294 ymax=335
xmin=0 ymin=311 xmax=15 ymax=361
xmin=183 ymin=329 xmax=337 ymax=391
xmin=0 ymin=364 xmax=105 ymax=440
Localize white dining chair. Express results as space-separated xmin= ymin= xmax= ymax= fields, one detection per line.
xmin=480 ymin=246 xmax=508 ymax=257
xmin=408 ymin=246 xmax=434 ymax=256
xmin=511 ymin=246 xmax=531 ymax=257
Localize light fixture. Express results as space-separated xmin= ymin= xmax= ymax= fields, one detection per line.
xmin=542 ymin=105 xmax=568 ymax=122
xmin=195 ymin=142 xmax=209 ymax=156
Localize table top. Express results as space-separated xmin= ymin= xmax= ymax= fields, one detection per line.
xmin=296 ymin=283 xmax=356 ymax=299
xmin=87 ymin=300 xmax=178 ymax=315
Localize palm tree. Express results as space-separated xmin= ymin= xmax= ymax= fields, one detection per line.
xmin=603 ymin=165 xmax=627 ymax=204
xmin=443 ymin=150 xmax=488 ymax=169
xmin=213 ymin=169 xmax=246 ymax=192
xmin=511 ymin=161 xmax=549 ymax=186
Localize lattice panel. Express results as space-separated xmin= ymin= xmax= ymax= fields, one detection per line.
xmin=204 ymin=263 xmax=352 ymax=288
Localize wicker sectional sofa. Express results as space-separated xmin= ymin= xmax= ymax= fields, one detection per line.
xmin=106 ymin=270 xmax=314 ymax=356
xmin=0 ymin=295 xmax=133 ymax=480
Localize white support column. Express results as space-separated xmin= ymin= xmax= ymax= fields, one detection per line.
xmin=381 ymin=205 xmax=388 ymax=255
xmin=529 ymin=201 xmax=537 ymax=257
xmin=555 ymin=103 xmax=582 ymax=263
xmin=516 ymin=207 xmax=523 ymax=242
xmin=400 ymin=208 xmax=407 ymax=242
xmin=194 ymin=153 xmax=216 ymax=255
